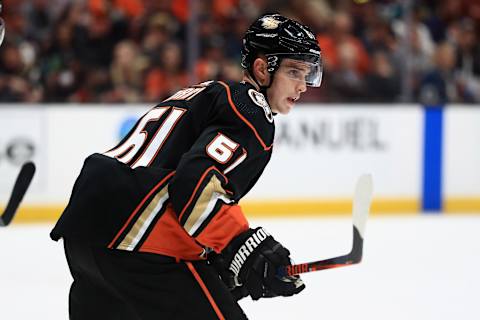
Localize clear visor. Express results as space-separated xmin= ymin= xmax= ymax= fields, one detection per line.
xmin=269 ymin=53 xmax=323 ymax=87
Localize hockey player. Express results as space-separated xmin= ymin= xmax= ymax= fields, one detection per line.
xmin=50 ymin=13 xmax=323 ymax=320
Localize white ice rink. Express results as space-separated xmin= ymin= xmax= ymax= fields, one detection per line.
xmin=1 ymin=215 xmax=480 ymax=320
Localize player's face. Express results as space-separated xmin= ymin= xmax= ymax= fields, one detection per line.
xmin=267 ymin=59 xmax=309 ymax=114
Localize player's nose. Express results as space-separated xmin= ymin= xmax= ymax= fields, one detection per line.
xmin=297 ymin=79 xmax=307 ymax=93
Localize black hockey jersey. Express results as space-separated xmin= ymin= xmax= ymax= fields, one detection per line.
xmin=50 ymin=81 xmax=275 ymax=260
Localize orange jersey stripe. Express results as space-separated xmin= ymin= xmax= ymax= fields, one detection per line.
xmin=195 ymin=203 xmax=249 ymax=253
xmin=137 ymin=205 xmax=204 ymax=260
xmin=186 ymin=262 xmax=225 ymax=320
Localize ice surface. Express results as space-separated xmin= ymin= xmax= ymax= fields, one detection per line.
xmin=1 ymin=215 xmax=479 ymax=320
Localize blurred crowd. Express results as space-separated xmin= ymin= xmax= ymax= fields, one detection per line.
xmin=0 ymin=0 xmax=479 ymax=105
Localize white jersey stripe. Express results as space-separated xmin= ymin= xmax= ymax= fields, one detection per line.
xmin=187 ymin=192 xmax=231 ymax=236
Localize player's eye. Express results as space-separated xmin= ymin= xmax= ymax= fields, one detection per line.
xmin=287 ymin=68 xmax=303 ymax=80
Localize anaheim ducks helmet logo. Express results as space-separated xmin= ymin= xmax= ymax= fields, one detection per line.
xmin=260 ymin=16 xmax=281 ymax=30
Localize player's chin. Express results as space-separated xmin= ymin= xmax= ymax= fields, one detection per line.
xmin=281 ymin=101 xmax=295 ymax=114
xmin=276 ymin=107 xmax=291 ymax=115
xmin=272 ymin=101 xmax=293 ymax=114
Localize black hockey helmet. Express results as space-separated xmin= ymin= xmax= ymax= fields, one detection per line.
xmin=241 ymin=14 xmax=322 ymax=87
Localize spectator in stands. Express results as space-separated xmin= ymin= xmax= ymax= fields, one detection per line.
xmin=73 ymin=11 xmax=128 ymax=68
xmin=317 ymin=11 xmax=370 ymax=77
xmin=41 ymin=18 xmax=82 ymax=102
xmin=364 ymin=50 xmax=401 ymax=102
xmin=145 ymin=42 xmax=188 ymax=101
xmin=327 ymin=41 xmax=367 ymax=102
xmin=449 ymin=18 xmax=480 ymax=102
xmin=141 ymin=12 xmax=181 ymax=66
xmin=109 ymin=40 xmax=145 ymax=103
xmin=417 ymin=41 xmax=459 ymax=105
xmin=452 ymin=18 xmax=480 ymax=77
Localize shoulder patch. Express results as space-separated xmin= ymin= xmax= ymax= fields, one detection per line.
xmin=248 ymin=89 xmax=273 ymax=123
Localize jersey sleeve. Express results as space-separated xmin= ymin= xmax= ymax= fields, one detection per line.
xmin=168 ymin=84 xmax=274 ymax=253
xmin=168 ymin=129 xmax=264 ymax=252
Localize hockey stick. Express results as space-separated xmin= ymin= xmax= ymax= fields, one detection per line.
xmin=0 ymin=162 xmax=36 ymax=227
xmin=278 ymin=174 xmax=373 ymax=276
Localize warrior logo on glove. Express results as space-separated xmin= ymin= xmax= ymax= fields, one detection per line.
xmin=229 ymin=228 xmax=270 ymax=276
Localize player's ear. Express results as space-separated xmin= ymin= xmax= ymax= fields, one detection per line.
xmin=252 ymin=57 xmax=270 ymax=86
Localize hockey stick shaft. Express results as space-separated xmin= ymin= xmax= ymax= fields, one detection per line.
xmin=278 ymin=174 xmax=373 ymax=277
xmin=0 ymin=162 xmax=36 ymax=226
xmin=278 ymin=226 xmax=364 ymax=276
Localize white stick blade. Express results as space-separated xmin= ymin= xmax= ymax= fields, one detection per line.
xmin=0 ymin=18 xmax=5 ymax=47
xmin=352 ymin=174 xmax=373 ymax=238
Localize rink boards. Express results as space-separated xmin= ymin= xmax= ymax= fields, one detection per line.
xmin=0 ymin=104 xmax=479 ymax=221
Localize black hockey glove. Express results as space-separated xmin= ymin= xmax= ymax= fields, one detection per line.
xmin=211 ymin=227 xmax=305 ymax=301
